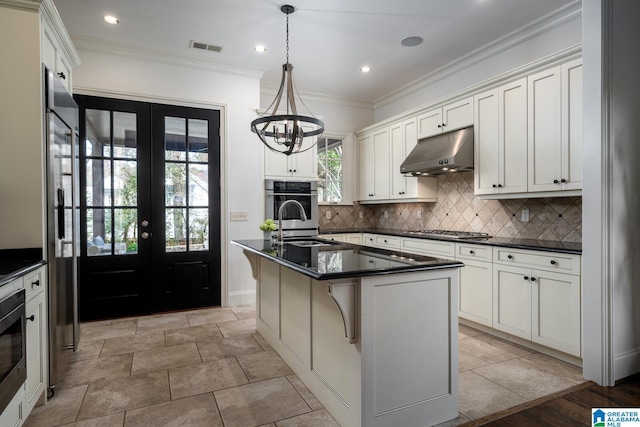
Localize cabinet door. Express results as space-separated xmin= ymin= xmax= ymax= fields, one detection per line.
xmin=358 ymin=133 xmax=374 ymax=200
xmin=561 ymin=59 xmax=583 ymax=191
xmin=389 ymin=122 xmax=405 ymax=198
xmin=531 ymin=269 xmax=581 ymax=357
xmin=442 ymin=97 xmax=473 ymax=132
xmin=528 ymin=66 xmax=562 ymax=192
xmin=459 ymin=259 xmax=492 ymax=326
xmin=371 ymin=128 xmax=390 ymax=200
xmin=500 ymin=78 xmax=528 ymax=193
xmin=344 ymin=233 xmax=362 ymax=245
xmin=25 ymin=289 xmax=47 ymax=414
xmin=291 ymin=141 xmax=317 ymax=179
xmin=492 ymin=264 xmax=531 ymax=339
xmin=474 ymin=89 xmax=500 ymax=194
xmin=264 ymin=144 xmax=291 ymax=178
xmin=417 ymin=108 xmax=442 ymax=139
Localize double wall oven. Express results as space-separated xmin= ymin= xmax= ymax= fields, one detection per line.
xmin=265 ymin=180 xmax=319 ymax=238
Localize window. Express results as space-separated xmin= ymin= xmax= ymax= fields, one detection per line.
xmin=317 ymin=137 xmax=343 ymax=203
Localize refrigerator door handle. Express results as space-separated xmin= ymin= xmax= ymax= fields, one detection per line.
xmin=57 ymin=188 xmax=65 ymax=240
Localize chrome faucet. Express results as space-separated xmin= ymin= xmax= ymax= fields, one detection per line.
xmin=277 ymin=200 xmax=307 ymax=244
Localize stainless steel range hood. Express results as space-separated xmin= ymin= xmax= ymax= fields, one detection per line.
xmin=400 ymin=125 xmax=474 ymax=176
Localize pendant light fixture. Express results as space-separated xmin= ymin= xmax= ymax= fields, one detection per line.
xmin=250 ymin=4 xmax=324 ymax=156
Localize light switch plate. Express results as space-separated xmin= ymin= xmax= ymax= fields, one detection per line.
xmin=230 ymin=211 xmax=248 ymax=221
xmin=417 ymin=210 xmax=422 ymax=219
xmin=359 ymin=211 xmax=364 ymax=219
xmin=383 ymin=210 xmax=389 ymax=219
xmin=326 ymin=211 xmax=332 ymax=220
xmin=521 ymin=209 xmax=530 ymax=222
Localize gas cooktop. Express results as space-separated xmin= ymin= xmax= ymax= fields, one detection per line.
xmin=403 ymin=230 xmax=491 ymax=239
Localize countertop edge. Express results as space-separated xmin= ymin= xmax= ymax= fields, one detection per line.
xmin=319 ymin=229 xmax=582 ymax=255
xmin=0 ymin=260 xmax=47 ymax=287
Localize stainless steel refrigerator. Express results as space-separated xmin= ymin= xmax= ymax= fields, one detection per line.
xmin=44 ymin=66 xmax=80 ymax=393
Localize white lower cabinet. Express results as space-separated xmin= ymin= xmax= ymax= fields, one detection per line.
xmin=25 ymin=285 xmax=47 ymax=415
xmin=344 ymin=233 xmax=362 ymax=245
xmin=318 ymin=233 xmax=345 ymax=242
xmin=492 ymin=263 xmax=533 ymax=339
xmin=0 ymin=387 xmax=25 ymax=427
xmin=456 ymin=243 xmax=492 ymax=327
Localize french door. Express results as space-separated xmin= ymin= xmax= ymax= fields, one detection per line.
xmin=76 ymin=96 xmax=220 ymax=320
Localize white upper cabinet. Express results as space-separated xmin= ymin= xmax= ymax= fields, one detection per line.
xmin=417 ymin=97 xmax=473 ymax=139
xmin=264 ymin=126 xmax=318 ymax=180
xmin=42 ymin=16 xmax=73 ymax=92
xmin=474 ymin=78 xmax=528 ymax=195
xmin=358 ymin=127 xmax=390 ymax=201
xmin=528 ymin=59 xmax=582 ymax=193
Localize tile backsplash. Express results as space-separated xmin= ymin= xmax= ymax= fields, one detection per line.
xmin=319 ymin=172 xmax=582 ymax=242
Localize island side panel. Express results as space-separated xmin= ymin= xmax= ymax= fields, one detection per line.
xmin=280 ymin=267 xmax=311 ymax=365
xmin=258 ymin=257 xmax=280 ymax=335
xmin=361 ymin=268 xmax=460 ymax=427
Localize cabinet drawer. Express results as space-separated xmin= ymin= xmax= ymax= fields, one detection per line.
xmin=401 ymin=238 xmax=455 ymax=259
xmin=455 ymin=243 xmax=492 ymax=261
xmin=318 ymin=234 xmax=345 ymax=242
xmin=372 ymin=235 xmax=400 ymax=250
xmin=24 ymin=267 xmax=45 ymax=299
xmin=493 ymin=247 xmax=580 ymax=275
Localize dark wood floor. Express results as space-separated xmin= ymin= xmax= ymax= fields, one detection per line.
xmin=466 ymin=373 xmax=640 ymax=426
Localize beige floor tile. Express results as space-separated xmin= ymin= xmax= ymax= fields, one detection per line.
xmin=286 ymin=375 xmax=323 ymax=411
xmin=519 ymin=353 xmax=585 ymax=384
xmin=101 ymin=331 xmax=165 ymax=357
xmin=62 ymin=412 xmax=125 ymax=427
xmin=24 ymin=385 xmax=88 ymax=427
xmin=80 ymin=320 xmax=137 ymax=341
xmin=214 ymin=377 xmax=311 ymax=427
xmin=186 ymin=308 xmax=238 ymax=326
xmin=275 ymin=408 xmax=339 ymax=426
xmin=472 ymin=358 xmax=577 ymax=400
xmin=458 ymin=324 xmax=486 ymax=339
xmin=197 ymin=335 xmax=263 ymax=362
xmin=253 ymin=332 xmax=273 ymax=351
xmin=458 ymin=371 xmax=527 ymax=420
xmin=164 ymin=324 xmax=223 ymax=346
xmin=459 ymin=350 xmax=490 ymax=372
xmin=217 ymin=317 xmax=257 ymax=337
xmin=136 ymin=312 xmax=189 ymax=333
xmin=231 ymin=305 xmax=257 ymax=320
xmin=81 ymin=320 xmax=113 ymax=330
xmin=124 ymin=393 xmax=223 ymax=427
xmin=70 ymin=339 xmax=104 ymax=362
xmin=458 ymin=334 xmax=533 ymax=364
xmin=433 ymin=414 xmax=471 ymax=426
xmin=237 ymin=350 xmax=294 ymax=382
xmin=60 ymin=354 xmax=133 ymax=387
xmin=169 ymin=358 xmax=249 ymax=400
xmin=77 ymin=371 xmax=170 ymax=421
xmin=131 ymin=342 xmax=201 ymax=375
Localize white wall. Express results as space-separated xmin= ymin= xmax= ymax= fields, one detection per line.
xmin=71 ymin=45 xmax=263 ymax=306
xmin=373 ymin=4 xmax=582 ymax=122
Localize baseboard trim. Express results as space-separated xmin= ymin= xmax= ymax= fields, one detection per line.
xmin=227 ymin=290 xmax=256 ymax=307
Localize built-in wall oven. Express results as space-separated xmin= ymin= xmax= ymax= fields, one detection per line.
xmin=0 ymin=289 xmax=26 ymax=414
xmin=265 ymin=180 xmax=319 ymax=238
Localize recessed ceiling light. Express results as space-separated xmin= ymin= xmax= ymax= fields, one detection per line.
xmin=401 ymin=36 xmax=423 ymax=47
xmin=255 ymin=45 xmax=266 ymax=53
xmin=361 ymin=66 xmax=370 ymax=73
xmin=103 ymin=15 xmax=119 ymax=25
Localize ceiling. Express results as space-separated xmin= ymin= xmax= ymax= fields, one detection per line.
xmin=52 ymin=0 xmax=577 ymax=104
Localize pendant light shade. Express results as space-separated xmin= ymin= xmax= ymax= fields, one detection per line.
xmin=250 ymin=5 xmax=324 ymax=156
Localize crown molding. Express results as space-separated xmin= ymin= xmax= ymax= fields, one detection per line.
xmin=0 ymin=0 xmax=41 ymax=11
xmin=71 ymin=35 xmax=266 ymax=80
xmin=374 ymin=0 xmax=583 ymax=109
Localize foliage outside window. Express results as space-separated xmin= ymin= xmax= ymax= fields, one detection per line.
xmin=317 ymin=137 xmax=343 ymax=203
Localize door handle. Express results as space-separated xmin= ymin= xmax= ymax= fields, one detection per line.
xmin=57 ymin=188 xmax=65 ymax=240
xmin=141 ymin=220 xmax=149 ymax=227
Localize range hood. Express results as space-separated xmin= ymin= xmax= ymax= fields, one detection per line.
xmin=400 ymin=125 xmax=474 ymax=176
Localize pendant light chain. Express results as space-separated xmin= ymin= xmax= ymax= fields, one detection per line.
xmin=285 ymin=12 xmax=289 ymax=65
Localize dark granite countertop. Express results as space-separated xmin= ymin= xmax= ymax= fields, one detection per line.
xmin=232 ymin=239 xmax=463 ymax=280
xmin=0 ymin=248 xmax=46 ymax=287
xmin=319 ymin=228 xmax=582 ymax=255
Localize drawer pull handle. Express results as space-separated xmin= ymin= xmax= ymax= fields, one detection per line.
xmin=550 ymin=260 xmax=557 ymax=265
xmin=507 ymin=255 xmax=513 ymax=260
xmin=27 ymin=315 xmax=35 ymax=322
xmin=384 ymin=240 xmax=387 ymax=243
xmin=32 ymin=279 xmax=40 ymax=287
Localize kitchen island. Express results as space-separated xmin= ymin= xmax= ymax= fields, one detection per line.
xmin=232 ymin=238 xmax=463 ymax=427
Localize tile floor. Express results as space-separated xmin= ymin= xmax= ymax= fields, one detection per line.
xmin=24 ymin=306 xmax=585 ymax=427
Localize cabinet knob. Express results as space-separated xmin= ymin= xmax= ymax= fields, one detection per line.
xmin=554 ymin=179 xmax=559 ymax=184
xmin=437 ymin=124 xmax=442 ymax=128
xmin=57 ymin=72 xmax=66 ymax=80
xmin=498 ymin=184 xmax=503 ymax=188
xmin=27 ymin=315 xmax=35 ymax=322
xmin=383 ymin=240 xmax=388 ymax=243
xmin=293 ymin=169 xmax=297 ymax=173
xmin=524 ymin=276 xmax=529 ymax=281
xmin=531 ymin=277 xmax=536 ymax=282
xmin=442 ymin=123 xmax=446 ymax=127
xmin=507 ymin=254 xmax=513 ymax=259
xmin=492 ymin=184 xmax=497 ymax=188
xmin=469 ymin=250 xmax=474 ymax=255
xmin=550 ymin=260 xmax=557 ymax=265
xmin=561 ymin=178 xmax=567 ymax=183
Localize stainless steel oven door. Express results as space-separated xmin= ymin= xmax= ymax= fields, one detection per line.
xmin=265 ymin=180 xmax=319 ymax=238
xmin=0 ymin=289 xmax=26 ymax=414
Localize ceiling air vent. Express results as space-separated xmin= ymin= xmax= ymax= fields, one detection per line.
xmin=189 ymin=40 xmax=223 ymax=53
